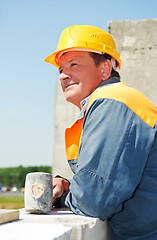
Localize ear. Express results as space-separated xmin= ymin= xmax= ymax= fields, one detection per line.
xmin=101 ymin=59 xmax=112 ymax=81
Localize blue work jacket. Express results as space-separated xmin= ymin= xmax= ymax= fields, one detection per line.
xmin=64 ymin=77 xmax=157 ymax=239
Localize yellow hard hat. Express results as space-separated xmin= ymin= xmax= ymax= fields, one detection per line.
xmin=45 ymin=25 xmax=121 ymax=69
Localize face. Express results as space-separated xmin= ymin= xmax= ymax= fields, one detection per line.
xmin=58 ymin=51 xmax=103 ymax=109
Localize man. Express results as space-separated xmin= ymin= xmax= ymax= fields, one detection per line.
xmin=45 ymin=25 xmax=157 ymax=239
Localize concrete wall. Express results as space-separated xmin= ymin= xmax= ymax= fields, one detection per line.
xmin=53 ymin=19 xmax=157 ymax=178
xmin=108 ymin=19 xmax=157 ymax=105
xmin=53 ymin=81 xmax=79 ymax=178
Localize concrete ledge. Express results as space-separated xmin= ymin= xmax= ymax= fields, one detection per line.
xmin=19 ymin=208 xmax=111 ymax=240
xmin=0 ymin=222 xmax=73 ymax=240
xmin=0 ymin=208 xmax=111 ymax=240
xmin=0 ymin=209 xmax=19 ymax=224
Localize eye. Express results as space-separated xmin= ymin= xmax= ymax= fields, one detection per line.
xmin=59 ymin=68 xmax=63 ymax=74
xmin=71 ymin=63 xmax=77 ymax=67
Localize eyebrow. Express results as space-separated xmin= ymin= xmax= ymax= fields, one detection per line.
xmin=59 ymin=59 xmax=75 ymax=71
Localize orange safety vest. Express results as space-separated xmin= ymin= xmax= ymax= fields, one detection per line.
xmin=65 ymin=82 xmax=157 ymax=163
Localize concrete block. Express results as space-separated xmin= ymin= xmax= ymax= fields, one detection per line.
xmin=24 ymin=172 xmax=53 ymax=213
xmin=19 ymin=208 xmax=111 ymax=240
xmin=0 ymin=209 xmax=19 ymax=224
xmin=53 ymin=81 xmax=79 ymax=179
xmin=0 ymin=222 xmax=73 ymax=240
xmin=109 ymin=19 xmax=157 ymax=106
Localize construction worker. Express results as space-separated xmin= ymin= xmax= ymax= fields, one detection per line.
xmin=45 ymin=25 xmax=157 ymax=239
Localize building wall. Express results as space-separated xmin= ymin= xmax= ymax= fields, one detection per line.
xmin=53 ymin=81 xmax=79 ymax=178
xmin=53 ymin=19 xmax=157 ymax=178
xmin=109 ymin=19 xmax=157 ymax=105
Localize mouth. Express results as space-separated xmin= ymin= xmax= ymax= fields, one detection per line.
xmin=65 ymin=83 xmax=78 ymax=90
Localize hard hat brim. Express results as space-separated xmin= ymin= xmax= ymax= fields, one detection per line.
xmin=45 ymin=47 xmax=121 ymax=69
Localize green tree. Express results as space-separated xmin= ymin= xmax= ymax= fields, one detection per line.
xmin=0 ymin=166 xmax=52 ymax=188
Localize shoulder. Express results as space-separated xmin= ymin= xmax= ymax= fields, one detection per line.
xmin=87 ymin=82 xmax=157 ymax=128
xmin=89 ymin=82 xmax=148 ymax=105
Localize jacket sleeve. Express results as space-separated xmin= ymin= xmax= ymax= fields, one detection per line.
xmin=65 ymin=98 xmax=153 ymax=220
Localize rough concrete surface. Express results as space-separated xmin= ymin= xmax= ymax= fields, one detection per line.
xmin=19 ymin=208 xmax=111 ymax=240
xmin=25 ymin=172 xmax=53 ymax=213
xmin=109 ymin=19 xmax=157 ymax=105
xmin=0 ymin=209 xmax=19 ymax=224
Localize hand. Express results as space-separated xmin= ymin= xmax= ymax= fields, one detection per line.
xmin=52 ymin=177 xmax=70 ymax=205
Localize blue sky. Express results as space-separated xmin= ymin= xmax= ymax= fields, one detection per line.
xmin=0 ymin=0 xmax=157 ymax=168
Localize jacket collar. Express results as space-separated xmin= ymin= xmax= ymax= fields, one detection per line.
xmin=78 ymin=77 xmax=120 ymax=119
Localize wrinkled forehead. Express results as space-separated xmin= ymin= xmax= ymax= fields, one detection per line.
xmin=58 ymin=51 xmax=90 ymax=70
xmin=56 ymin=48 xmax=103 ymax=65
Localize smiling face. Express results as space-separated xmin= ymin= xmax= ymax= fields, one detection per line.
xmin=58 ymin=51 xmax=106 ymax=109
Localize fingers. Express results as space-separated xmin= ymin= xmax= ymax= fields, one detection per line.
xmin=52 ymin=177 xmax=70 ymax=206
xmin=52 ymin=178 xmax=65 ymax=205
xmin=53 ymin=184 xmax=64 ymax=200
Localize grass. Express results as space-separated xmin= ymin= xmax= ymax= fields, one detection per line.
xmin=0 ymin=195 xmax=24 ymax=210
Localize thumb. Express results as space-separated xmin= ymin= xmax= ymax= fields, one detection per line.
xmin=52 ymin=185 xmax=64 ymax=205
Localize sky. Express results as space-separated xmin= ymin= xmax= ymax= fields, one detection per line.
xmin=0 ymin=0 xmax=157 ymax=168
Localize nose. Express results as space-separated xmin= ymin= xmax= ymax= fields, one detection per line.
xmin=59 ymin=71 xmax=71 ymax=82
